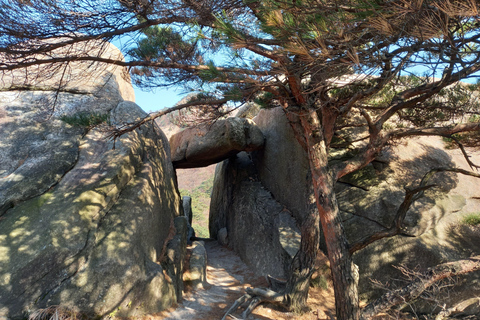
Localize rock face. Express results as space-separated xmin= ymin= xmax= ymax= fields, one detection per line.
xmin=156 ymin=107 xmax=218 ymax=238
xmin=209 ymin=107 xmax=315 ymax=278
xmin=169 ymin=117 xmax=265 ymax=168
xmin=0 ymin=43 xmax=184 ymax=319
xmin=210 ymin=152 xmax=299 ymax=279
xmin=209 ymin=106 xmax=480 ymax=313
xmin=343 ymin=136 xmax=480 ymax=313
xmin=183 ymin=241 xmax=208 ymax=289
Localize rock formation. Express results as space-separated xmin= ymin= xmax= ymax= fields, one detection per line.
xmin=209 ymin=107 xmax=309 ymax=279
xmin=209 ymin=106 xmax=480 ymax=314
xmin=169 ymin=117 xmax=265 ymax=168
xmin=156 ymin=105 xmax=218 ymax=238
xmin=0 ymin=42 xmax=184 ymax=319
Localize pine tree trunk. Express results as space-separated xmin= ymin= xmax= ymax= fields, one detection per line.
xmin=287 ymin=109 xmax=360 ymax=320
xmin=284 ymin=206 xmax=320 ymax=312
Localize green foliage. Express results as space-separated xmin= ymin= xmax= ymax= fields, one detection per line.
xmin=198 ymin=61 xmax=224 ymax=82
xmin=254 ymin=92 xmax=275 ymax=108
xmin=60 ymin=112 xmax=109 ymax=128
xmin=404 ymin=82 xmax=480 ymax=126
xmin=462 ymin=213 xmax=480 ymax=226
xmin=223 ymin=86 xmax=243 ymax=102
xmin=213 ymin=11 xmax=247 ymax=44
xmin=179 ymin=176 xmax=214 ymax=238
xmin=128 ymin=26 xmax=196 ymax=63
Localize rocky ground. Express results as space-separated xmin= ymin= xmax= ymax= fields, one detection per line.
xmin=152 ymin=241 xmax=336 ymax=320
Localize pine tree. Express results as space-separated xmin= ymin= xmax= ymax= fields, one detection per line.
xmin=2 ymin=1 xmax=480 ymax=319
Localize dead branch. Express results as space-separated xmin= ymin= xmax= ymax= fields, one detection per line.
xmin=360 ymin=256 xmax=480 ymax=319
xmin=348 ymin=184 xmax=434 ymax=254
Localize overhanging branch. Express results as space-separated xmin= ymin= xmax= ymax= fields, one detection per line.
xmin=106 ymin=97 xmax=229 ymax=140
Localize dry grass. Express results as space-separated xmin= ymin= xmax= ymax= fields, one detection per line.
xmin=29 ymin=306 xmax=86 ymax=320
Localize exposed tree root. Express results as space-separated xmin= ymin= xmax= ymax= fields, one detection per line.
xmin=222 ymin=287 xmax=285 ymax=319
xmin=224 ymin=256 xmax=480 ymax=320
xmin=222 ymin=281 xmax=286 ymax=320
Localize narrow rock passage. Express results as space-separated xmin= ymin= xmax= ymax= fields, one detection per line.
xmin=160 ymin=241 xmax=269 ymax=320
xmin=157 ymin=241 xmax=335 ymax=320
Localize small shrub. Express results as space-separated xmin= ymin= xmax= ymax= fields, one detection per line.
xmin=60 ymin=112 xmax=109 ymax=128
xmin=462 ymin=213 xmax=480 ymax=226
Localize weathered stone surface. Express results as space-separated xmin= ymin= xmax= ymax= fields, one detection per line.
xmin=0 ymin=42 xmax=135 ymax=216
xmin=345 ymin=137 xmax=480 ymax=312
xmin=235 ymin=102 xmax=262 ymax=119
xmin=166 ymin=216 xmax=189 ymax=301
xmin=0 ymin=43 xmax=183 ymax=319
xmin=251 ymin=108 xmax=320 ymax=232
xmin=210 ymin=106 xmax=480 ymax=313
xmin=156 ymin=108 xmax=217 ymax=239
xmin=0 ymin=114 xmax=83 ymax=215
xmin=209 ymin=152 xmax=299 ymax=279
xmin=217 ymin=227 xmax=229 ymax=247
xmin=183 ymin=241 xmax=208 ymax=289
xmin=183 ymin=196 xmax=193 ymax=226
xmin=0 ymin=101 xmax=183 ymax=319
xmin=0 ymin=40 xmax=135 ymax=115
xmin=208 ymin=107 xmax=314 ymax=278
xmin=170 ymin=117 xmax=265 ymax=168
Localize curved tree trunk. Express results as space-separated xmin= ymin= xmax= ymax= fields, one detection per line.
xmin=286 ymin=109 xmax=360 ymax=320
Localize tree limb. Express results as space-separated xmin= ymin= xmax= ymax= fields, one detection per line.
xmin=349 ymin=166 xmax=480 ymax=254
xmin=360 ymin=256 xmax=480 ymax=320
xmin=107 ymin=98 xmax=229 ymax=140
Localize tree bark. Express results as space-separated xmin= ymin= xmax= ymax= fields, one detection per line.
xmin=287 ymin=109 xmax=360 ymax=319
xmin=283 ymin=208 xmax=320 ymax=312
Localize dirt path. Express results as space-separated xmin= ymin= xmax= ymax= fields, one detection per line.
xmin=155 ymin=241 xmax=335 ymax=320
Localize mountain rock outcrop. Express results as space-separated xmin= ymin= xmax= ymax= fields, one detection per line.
xmin=209 ymin=106 xmax=480 ymax=314
xmin=0 ymin=43 xmax=184 ymax=319
xmin=169 ymin=117 xmax=265 ymax=168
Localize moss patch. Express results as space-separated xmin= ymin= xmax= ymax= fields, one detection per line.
xmin=463 ymin=213 xmax=480 ymax=226
xmin=60 ymin=112 xmax=110 ymax=128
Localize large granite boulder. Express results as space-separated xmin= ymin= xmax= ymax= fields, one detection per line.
xmin=209 ymin=106 xmax=480 ymax=314
xmin=169 ymin=117 xmax=265 ymax=168
xmin=155 ymin=105 xmax=218 ymax=238
xmin=0 ymin=43 xmax=184 ymax=319
xmin=1 ymin=40 xmax=135 ymax=117
xmin=0 ymin=41 xmax=135 ymax=214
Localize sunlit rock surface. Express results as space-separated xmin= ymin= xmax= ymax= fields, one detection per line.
xmin=0 ymin=43 xmax=183 ymax=319
xmin=210 ymin=106 xmax=480 ymax=314
xmin=169 ymin=117 xmax=265 ymax=169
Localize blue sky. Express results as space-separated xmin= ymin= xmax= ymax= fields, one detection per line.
xmin=133 ymin=86 xmax=186 ymax=113
xmin=113 ymin=37 xmax=186 ymax=113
